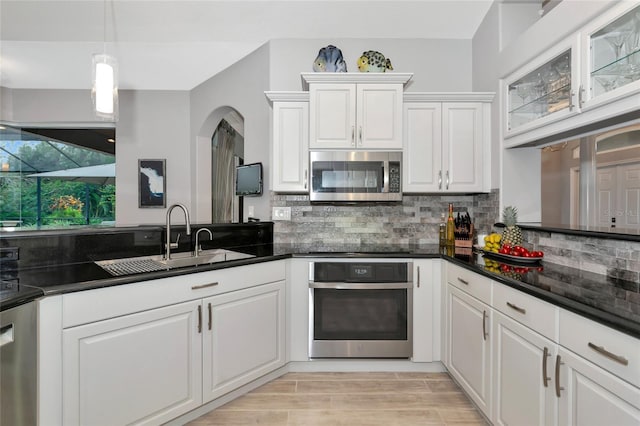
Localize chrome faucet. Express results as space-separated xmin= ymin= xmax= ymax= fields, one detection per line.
xmin=194 ymin=228 xmax=213 ymax=257
xmin=165 ymin=203 xmax=191 ymax=260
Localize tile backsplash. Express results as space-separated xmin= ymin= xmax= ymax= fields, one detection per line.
xmin=271 ymin=190 xmax=500 ymax=247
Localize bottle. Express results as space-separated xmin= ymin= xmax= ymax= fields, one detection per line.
xmin=438 ymin=213 xmax=447 ymax=248
xmin=446 ymin=203 xmax=455 ymax=250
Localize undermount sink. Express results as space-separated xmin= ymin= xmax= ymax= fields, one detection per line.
xmin=95 ymin=249 xmax=255 ymax=276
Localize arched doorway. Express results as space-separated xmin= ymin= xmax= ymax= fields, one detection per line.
xmin=211 ymin=110 xmax=244 ymax=223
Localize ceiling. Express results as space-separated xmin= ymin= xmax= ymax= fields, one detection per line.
xmin=0 ymin=0 xmax=495 ymax=91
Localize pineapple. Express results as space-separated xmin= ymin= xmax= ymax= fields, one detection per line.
xmin=502 ymin=206 xmax=523 ymax=247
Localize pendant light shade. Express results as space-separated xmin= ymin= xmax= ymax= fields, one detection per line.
xmin=92 ymin=53 xmax=118 ymax=121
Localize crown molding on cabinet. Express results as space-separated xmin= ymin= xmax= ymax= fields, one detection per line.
xmin=403 ymin=92 xmax=495 ymax=103
xmin=301 ymin=72 xmax=413 ymax=88
xmin=265 ymin=92 xmax=310 ymax=102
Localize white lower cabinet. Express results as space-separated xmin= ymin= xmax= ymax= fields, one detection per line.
xmin=558 ymin=347 xmax=640 ymax=426
xmin=62 ymin=300 xmax=203 ymax=426
xmin=445 ymin=284 xmax=492 ymax=417
xmin=202 ymin=281 xmax=285 ymax=402
xmin=61 ymin=269 xmax=286 ymax=426
xmin=492 ymin=311 xmax=558 ymax=426
xmin=412 ymin=259 xmax=441 ymax=362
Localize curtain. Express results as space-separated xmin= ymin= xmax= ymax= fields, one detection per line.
xmin=212 ymin=120 xmax=236 ymax=222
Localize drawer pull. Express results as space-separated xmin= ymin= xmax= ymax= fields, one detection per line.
xmin=555 ymin=355 xmax=564 ymax=398
xmin=191 ymin=282 xmax=219 ymax=290
xmin=197 ymin=305 xmax=202 ymax=334
xmin=482 ymin=310 xmax=488 ymax=341
xmin=457 ymin=277 xmax=469 ymax=285
xmin=588 ymin=342 xmax=629 ymax=366
xmin=506 ymin=301 xmax=526 ymax=315
xmin=542 ymin=346 xmax=551 ymax=388
xmin=417 ymin=266 xmax=420 ymax=288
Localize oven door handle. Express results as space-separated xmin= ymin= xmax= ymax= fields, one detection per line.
xmin=309 ymin=282 xmax=412 ymax=290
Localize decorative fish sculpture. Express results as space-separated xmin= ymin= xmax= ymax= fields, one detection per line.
xmin=312 ymin=45 xmax=348 ymax=72
xmin=357 ymin=51 xmax=393 ymax=73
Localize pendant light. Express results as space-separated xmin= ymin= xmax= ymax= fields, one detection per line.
xmin=92 ymin=0 xmax=118 ymax=121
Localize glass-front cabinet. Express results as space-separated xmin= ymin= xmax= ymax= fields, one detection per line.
xmin=507 ymin=48 xmax=575 ymax=132
xmin=504 ymin=2 xmax=640 ymax=145
xmin=582 ymin=2 xmax=640 ymax=108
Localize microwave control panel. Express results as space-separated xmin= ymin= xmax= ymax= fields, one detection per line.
xmin=389 ymin=162 xmax=401 ymax=193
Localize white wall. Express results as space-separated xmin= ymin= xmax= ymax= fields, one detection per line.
xmin=115 ymin=90 xmax=191 ymax=226
xmin=189 ymin=43 xmax=271 ymax=223
xmin=269 ymin=38 xmax=473 ymax=92
xmin=3 ymin=88 xmax=98 ymax=123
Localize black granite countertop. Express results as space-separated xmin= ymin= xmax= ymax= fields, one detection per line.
xmin=2 ymin=243 xmax=638 ymax=339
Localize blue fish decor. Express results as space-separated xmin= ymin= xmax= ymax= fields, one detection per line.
xmin=312 ymin=45 xmax=348 ymax=72
xmin=357 ymin=51 xmax=393 ymax=73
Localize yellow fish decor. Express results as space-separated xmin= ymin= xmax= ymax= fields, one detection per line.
xmin=312 ymin=45 xmax=348 ymax=72
xmin=357 ymin=50 xmax=393 ymax=73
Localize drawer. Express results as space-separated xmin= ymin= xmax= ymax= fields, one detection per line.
xmin=493 ymin=282 xmax=558 ymax=341
xmin=446 ymin=262 xmax=491 ymax=305
xmin=560 ymin=309 xmax=640 ymax=387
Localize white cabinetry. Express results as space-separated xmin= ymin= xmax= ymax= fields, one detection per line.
xmin=492 ymin=311 xmax=558 ymax=426
xmin=265 ymin=92 xmax=309 ymax=192
xmin=203 ymin=281 xmax=285 ymax=402
xmin=59 ymin=261 xmax=286 ymax=426
xmin=442 ymin=262 xmax=640 ymax=426
xmin=412 ymin=259 xmax=441 ymax=362
xmin=503 ymin=2 xmax=640 ymax=148
xmin=62 ymin=301 xmax=202 ymax=426
xmin=403 ymin=94 xmax=493 ymax=193
xmin=444 ymin=263 xmax=492 ymax=417
xmin=303 ymin=73 xmax=412 ymax=150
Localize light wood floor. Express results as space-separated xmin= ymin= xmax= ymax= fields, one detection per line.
xmin=187 ymin=372 xmax=488 ymax=425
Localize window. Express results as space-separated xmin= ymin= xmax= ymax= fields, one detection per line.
xmin=0 ymin=126 xmax=116 ymax=230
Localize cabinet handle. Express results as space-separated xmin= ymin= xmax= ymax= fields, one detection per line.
xmin=358 ymin=126 xmax=362 ymax=145
xmin=569 ymin=91 xmax=575 ymax=111
xmin=579 ymin=84 xmax=584 ymax=108
xmin=506 ymin=301 xmax=526 ymax=315
xmin=555 ymin=354 xmax=564 ymax=398
xmin=351 ymin=126 xmax=355 ymax=146
xmin=417 ymin=266 xmax=420 ymax=288
xmin=445 ymin=171 xmax=450 ymax=190
xmin=191 ymin=282 xmax=219 ymax=290
xmin=542 ymin=346 xmax=551 ymax=388
xmin=457 ymin=277 xmax=469 ymax=285
xmin=208 ymin=302 xmax=212 ymax=331
xmin=304 ymin=169 xmax=308 ymax=190
xmin=588 ymin=342 xmax=629 ymax=366
xmin=438 ymin=170 xmax=442 ymax=190
xmin=197 ymin=305 xmax=202 ymax=334
xmin=482 ymin=310 xmax=488 ymax=341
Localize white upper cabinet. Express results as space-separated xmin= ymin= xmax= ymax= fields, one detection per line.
xmin=503 ymin=35 xmax=580 ymax=143
xmin=403 ymin=93 xmax=493 ymax=193
xmin=580 ymin=2 xmax=640 ymax=111
xmin=266 ymin=92 xmax=309 ymax=192
xmin=503 ymin=2 xmax=640 ymax=148
xmin=303 ymin=73 xmax=412 ymax=150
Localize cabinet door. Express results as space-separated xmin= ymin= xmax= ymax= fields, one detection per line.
xmin=558 ymin=347 xmax=640 ymax=426
xmin=446 ymin=284 xmax=492 ymax=416
xmin=202 ymin=281 xmax=286 ymax=402
xmin=272 ymin=101 xmax=309 ymax=192
xmin=412 ymin=259 xmax=441 ymax=362
xmin=62 ymin=300 xmax=202 ymax=426
xmin=493 ymin=311 xmax=558 ymax=426
xmin=309 ymin=83 xmax=356 ymax=148
xmin=442 ymin=103 xmax=484 ymax=192
xmin=357 ymin=83 xmax=403 ymax=149
xmin=403 ymin=102 xmax=442 ymax=192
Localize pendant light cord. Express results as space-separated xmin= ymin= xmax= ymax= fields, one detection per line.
xmin=103 ymin=0 xmax=107 ymax=55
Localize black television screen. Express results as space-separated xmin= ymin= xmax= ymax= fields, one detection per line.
xmin=235 ymin=162 xmax=263 ymax=196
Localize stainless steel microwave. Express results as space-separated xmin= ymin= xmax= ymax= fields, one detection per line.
xmin=309 ymin=151 xmax=402 ymax=202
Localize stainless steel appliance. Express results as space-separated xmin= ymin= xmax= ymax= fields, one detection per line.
xmin=309 ymin=261 xmax=413 ymax=358
xmin=1 ymin=301 xmax=37 ymax=426
xmin=309 ymin=151 xmax=402 ymax=202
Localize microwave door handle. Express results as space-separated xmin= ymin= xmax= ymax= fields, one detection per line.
xmin=383 ymin=162 xmax=390 ymax=193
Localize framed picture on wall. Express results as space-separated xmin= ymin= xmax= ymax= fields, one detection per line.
xmin=138 ymin=159 xmax=166 ymax=208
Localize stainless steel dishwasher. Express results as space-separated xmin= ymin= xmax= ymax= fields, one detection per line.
xmin=1 ymin=300 xmax=37 ymax=426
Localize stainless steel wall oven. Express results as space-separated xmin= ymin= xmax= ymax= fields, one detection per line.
xmin=309 ymin=261 xmax=413 ymax=358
